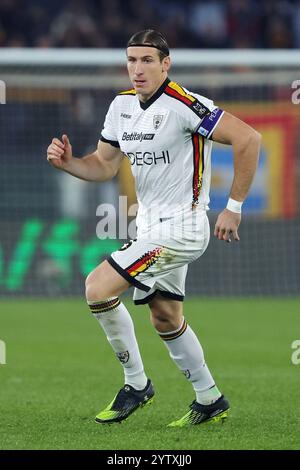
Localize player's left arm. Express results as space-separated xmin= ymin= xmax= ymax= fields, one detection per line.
xmin=211 ymin=111 xmax=262 ymax=242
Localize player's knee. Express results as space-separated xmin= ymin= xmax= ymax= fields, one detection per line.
xmin=85 ymin=260 xmax=129 ymax=302
xmin=149 ymin=296 xmax=183 ymax=331
xmin=85 ymin=281 xmax=100 ymax=302
xmin=149 ymin=307 xmax=180 ymax=331
xmin=85 ymin=271 xmax=106 ymax=302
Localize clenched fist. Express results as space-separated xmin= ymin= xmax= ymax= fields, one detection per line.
xmin=47 ymin=134 xmax=72 ymax=170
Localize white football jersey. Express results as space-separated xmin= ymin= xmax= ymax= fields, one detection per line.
xmin=101 ymin=78 xmax=224 ymax=229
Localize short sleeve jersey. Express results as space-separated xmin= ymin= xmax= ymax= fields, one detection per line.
xmin=101 ymin=78 xmax=224 ymax=222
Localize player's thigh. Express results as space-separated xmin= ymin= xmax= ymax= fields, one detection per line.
xmin=85 ymin=259 xmax=130 ymax=299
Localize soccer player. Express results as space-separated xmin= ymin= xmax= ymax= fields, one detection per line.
xmin=47 ymin=30 xmax=261 ymax=427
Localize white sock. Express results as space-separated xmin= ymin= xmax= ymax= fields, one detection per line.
xmin=88 ymin=298 xmax=148 ymax=390
xmin=195 ymin=384 xmax=222 ymax=405
xmin=158 ymin=318 xmax=222 ymax=405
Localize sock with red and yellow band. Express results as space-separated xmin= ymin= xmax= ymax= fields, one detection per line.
xmin=157 ymin=318 xmax=222 ymax=405
xmin=88 ymin=298 xmax=148 ymax=390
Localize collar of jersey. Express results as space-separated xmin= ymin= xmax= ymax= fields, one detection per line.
xmin=139 ymin=77 xmax=170 ymax=110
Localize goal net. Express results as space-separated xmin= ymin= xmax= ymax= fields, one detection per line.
xmin=0 ymin=49 xmax=299 ymax=297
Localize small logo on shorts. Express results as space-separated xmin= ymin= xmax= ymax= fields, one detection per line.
xmin=182 ymin=369 xmax=191 ymax=379
xmin=119 ymin=239 xmax=136 ymax=251
xmin=116 ymin=351 xmax=130 ymax=364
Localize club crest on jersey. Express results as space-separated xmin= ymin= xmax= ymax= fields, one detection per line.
xmin=153 ymin=115 xmax=164 ymax=130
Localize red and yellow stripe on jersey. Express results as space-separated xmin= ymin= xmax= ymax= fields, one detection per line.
xmin=192 ymin=134 xmax=204 ymax=209
xmin=164 ymin=81 xmax=196 ymax=105
xmin=164 ymin=80 xmax=211 ymax=122
xmin=126 ymin=247 xmax=163 ymax=278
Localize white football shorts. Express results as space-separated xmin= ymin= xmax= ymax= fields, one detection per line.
xmin=107 ymin=211 xmax=210 ymax=304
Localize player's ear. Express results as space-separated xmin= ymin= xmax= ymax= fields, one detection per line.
xmin=162 ymin=56 xmax=171 ymax=73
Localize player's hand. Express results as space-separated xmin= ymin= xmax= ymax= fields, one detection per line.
xmin=47 ymin=134 xmax=72 ymax=170
xmin=214 ymin=208 xmax=241 ymax=243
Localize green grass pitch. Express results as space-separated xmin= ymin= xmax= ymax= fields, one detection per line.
xmin=0 ymin=298 xmax=299 ymax=450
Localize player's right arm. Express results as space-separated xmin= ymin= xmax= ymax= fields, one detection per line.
xmin=47 ymin=134 xmax=123 ymax=182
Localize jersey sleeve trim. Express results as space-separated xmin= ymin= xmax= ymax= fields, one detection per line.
xmin=100 ymin=135 xmax=120 ymax=148
xmin=164 ymin=81 xmax=210 ymax=120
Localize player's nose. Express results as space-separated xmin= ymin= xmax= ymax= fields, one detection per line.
xmin=134 ymin=62 xmax=144 ymax=75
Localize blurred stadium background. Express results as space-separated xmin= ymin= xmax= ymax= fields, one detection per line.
xmin=1 ymin=0 xmax=300 ymax=298
xmin=0 ymin=0 xmax=299 ymax=451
